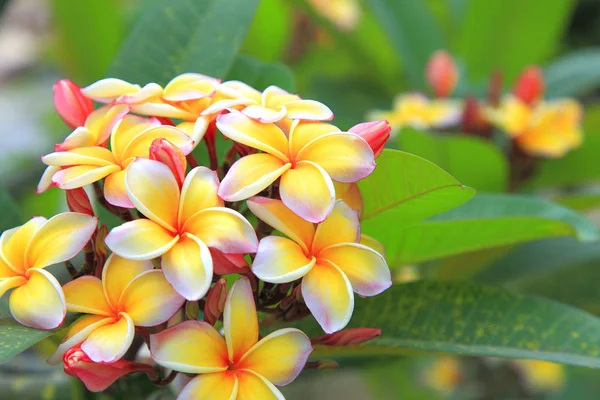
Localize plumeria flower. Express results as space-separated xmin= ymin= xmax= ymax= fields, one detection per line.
xmin=248 ymin=198 xmax=391 ymax=333
xmin=206 ymin=81 xmax=333 ymax=123
xmin=48 ymin=254 xmax=185 ymax=364
xmin=105 ymin=158 xmax=258 ymax=301
xmin=216 ymin=113 xmax=375 ymax=222
xmin=40 ymin=115 xmax=194 ymax=207
xmin=368 ymin=93 xmax=462 ymax=133
xmin=307 ymin=0 xmax=361 ymax=31
xmin=150 ymin=277 xmax=313 ymax=399
xmin=0 ymin=213 xmax=97 ymax=329
xmin=487 ymin=96 xmax=583 ymax=157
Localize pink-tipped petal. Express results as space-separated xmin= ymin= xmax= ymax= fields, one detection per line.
xmin=252 ymin=236 xmax=315 ymax=284
xmin=105 ymin=219 xmax=178 ymax=260
xmin=284 ymin=99 xmax=333 ymax=121
xmin=81 ymin=313 xmax=134 ymax=363
xmin=37 ymin=166 xmax=60 ymax=193
xmin=242 ymin=104 xmax=287 ymax=123
xmin=52 ymin=165 xmax=121 ymax=190
xmin=224 ymin=277 xmax=258 ymax=363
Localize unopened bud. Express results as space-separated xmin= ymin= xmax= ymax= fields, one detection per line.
xmin=462 ymin=96 xmax=490 ymax=133
xmin=53 ymin=79 xmax=94 ymax=129
xmin=210 ymin=249 xmax=249 ymax=275
xmin=149 ymin=138 xmax=187 ymax=187
xmin=426 ymin=50 xmax=458 ymax=98
xmin=513 ymin=66 xmax=545 ymax=105
xmin=95 ymin=225 xmax=109 ymax=260
xmin=66 ymin=188 xmax=94 ymax=216
xmin=204 ymin=278 xmax=227 ymax=325
xmin=311 ymin=328 xmax=381 ymax=346
xmin=349 ymin=120 xmax=390 ymax=158
xmin=63 ymin=344 xmax=156 ymax=392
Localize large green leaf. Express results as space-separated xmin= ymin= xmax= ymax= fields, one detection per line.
xmin=300 ymin=281 xmax=600 ymax=368
xmin=398 ymin=128 xmax=509 ymax=192
xmin=458 ymin=0 xmax=574 ymax=82
xmin=0 ymin=190 xmax=21 ymax=231
xmin=545 ymin=48 xmax=600 ymax=97
xmin=366 ymin=0 xmax=445 ymax=88
xmin=380 ymin=193 xmax=598 ymax=267
xmin=358 ymin=149 xmax=476 ymax=235
xmin=241 ymin=0 xmax=292 ymax=62
xmin=109 ymin=0 xmax=260 ymax=84
xmin=226 ymin=55 xmax=295 ymax=92
xmin=0 ymin=315 xmax=65 ymax=364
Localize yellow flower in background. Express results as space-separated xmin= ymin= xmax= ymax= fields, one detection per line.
xmin=0 ymin=213 xmax=97 ymax=329
xmin=48 ymin=254 xmax=185 ymax=364
xmin=150 ymin=277 xmax=313 ymax=399
xmin=488 ymin=96 xmax=583 ymax=158
xmin=424 ymin=356 xmax=462 ymax=392
xmin=307 ymin=0 xmax=361 ymax=31
xmin=368 ymin=93 xmax=462 ymax=133
xmin=514 ymin=359 xmax=565 ymax=392
xmin=40 ymin=116 xmax=194 ymax=207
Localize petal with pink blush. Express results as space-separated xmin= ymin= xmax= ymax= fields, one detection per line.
xmin=284 ymin=99 xmax=333 ymax=121
xmin=218 ymin=153 xmax=290 ymax=202
xmin=121 ymin=126 xmax=194 ymax=161
xmin=42 ymin=147 xmax=116 ymax=167
xmin=218 ymin=80 xmax=262 ymax=101
xmin=103 ymin=169 xmax=133 ymax=208
xmin=52 ymin=165 xmax=121 ymax=190
xmin=179 ymin=167 xmax=222 ymax=226
xmin=26 ymin=213 xmax=97 ymax=269
xmin=312 ymin=200 xmax=360 ymax=254
xmin=279 ymin=160 xmax=335 ymax=223
xmin=202 ymin=98 xmax=255 ymax=115
xmin=288 ymin=120 xmax=341 ymax=160
xmin=150 ymin=320 xmax=229 ymax=373
xmin=318 ymin=243 xmax=391 ymax=297
xmin=63 ymin=276 xmax=113 ymax=316
xmin=242 ymin=104 xmax=287 ymax=123
xmin=117 ymin=83 xmax=162 ymax=104
xmin=297 ymin=133 xmax=375 ymax=182
xmin=237 ymin=328 xmax=312 ymax=385
xmin=236 ymin=370 xmax=285 ymax=400
xmin=163 ymin=73 xmax=218 ymax=101
xmin=252 ymin=236 xmax=315 ymax=284
xmin=9 ymin=268 xmax=66 ymax=330
xmin=178 ymin=372 xmax=238 ymax=400
xmin=119 ymin=270 xmax=185 ymax=326
xmin=101 ymin=254 xmax=154 ymax=309
xmin=184 ymin=208 xmax=258 ymax=254
xmin=55 ymin=127 xmax=96 ymax=151
xmin=301 ymin=260 xmax=354 ymax=334
xmin=224 ymin=277 xmax=258 ymax=363
xmin=161 ymin=234 xmax=213 ymax=301
xmin=105 ymin=219 xmax=178 ymax=260
xmin=47 ymin=315 xmax=116 ymax=365
xmin=82 ymin=79 xmax=141 ymax=102
xmin=246 ymin=197 xmax=315 ymax=252
xmin=37 ymin=166 xmax=60 ymax=193
xmin=177 ymin=116 xmax=210 ymax=145
xmin=216 ymin=112 xmax=290 ymax=161
xmin=125 ymin=158 xmax=180 ymax=232
xmin=81 ymin=313 xmax=134 ymax=363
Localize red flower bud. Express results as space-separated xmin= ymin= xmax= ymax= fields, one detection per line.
xmin=149 ymin=138 xmax=187 ymax=187
xmin=204 ymin=278 xmax=227 ymax=325
xmin=311 ymin=328 xmax=381 ymax=346
xmin=53 ymin=79 xmax=94 ymax=129
xmin=513 ymin=66 xmax=545 ymax=105
xmin=210 ymin=248 xmax=249 ymax=275
xmin=426 ymin=50 xmax=458 ymax=98
xmin=66 ymin=188 xmax=94 ymax=216
xmin=63 ymin=345 xmax=156 ymax=392
xmin=349 ymin=120 xmax=391 ymax=158
xmin=462 ymin=96 xmax=490 ymax=134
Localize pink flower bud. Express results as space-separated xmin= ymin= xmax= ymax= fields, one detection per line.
xmin=63 ymin=345 xmax=156 ymax=392
xmin=53 ymin=79 xmax=94 ymax=129
xmin=349 ymin=120 xmax=391 ymax=158
xmin=149 ymin=138 xmax=187 ymax=187
xmin=426 ymin=50 xmax=458 ymax=97
xmin=311 ymin=328 xmax=381 ymax=346
xmin=204 ymin=278 xmax=227 ymax=325
xmin=513 ymin=66 xmax=545 ymax=105
xmin=210 ymin=248 xmax=249 ymax=275
xmin=66 ymin=188 xmax=94 ymax=216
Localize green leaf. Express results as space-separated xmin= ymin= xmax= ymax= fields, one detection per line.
xmin=458 ymin=0 xmax=574 ymax=82
xmin=380 ymin=193 xmax=598 ymax=266
xmin=0 ymin=190 xmax=21 ymax=231
xmin=366 ymin=0 xmax=445 ymax=88
xmin=398 ymin=128 xmax=509 ymax=192
xmin=226 ymin=55 xmax=295 ymax=92
xmin=241 ymin=0 xmax=292 ymax=61
xmin=545 ymin=48 xmax=600 ymax=97
xmin=299 ymin=281 xmax=600 ymax=368
xmin=358 ymin=149 xmax=476 ymax=234
xmin=554 ymin=192 xmax=600 ymax=212
xmin=109 ymin=0 xmax=260 ymax=85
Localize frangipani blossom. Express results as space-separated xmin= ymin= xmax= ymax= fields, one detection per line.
xmin=48 ymin=254 xmax=185 ymax=364
xmin=206 ymin=82 xmax=333 ymax=123
xmin=248 ymin=198 xmax=391 ymax=333
xmin=105 ymin=158 xmax=258 ymax=301
xmin=40 ymin=115 xmax=194 ymax=207
xmin=217 ymin=113 xmax=375 ymax=222
xmin=0 ymin=213 xmax=97 ymax=329
xmin=150 ymin=277 xmax=313 ymax=400
xmin=487 ymin=96 xmax=583 ymax=157
xmin=368 ymin=93 xmax=462 ymax=133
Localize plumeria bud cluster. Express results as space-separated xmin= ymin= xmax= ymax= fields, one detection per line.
xmin=0 ymin=73 xmax=392 ymax=398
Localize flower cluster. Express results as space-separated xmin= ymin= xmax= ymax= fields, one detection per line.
xmin=1 ymin=73 xmax=392 ymax=398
